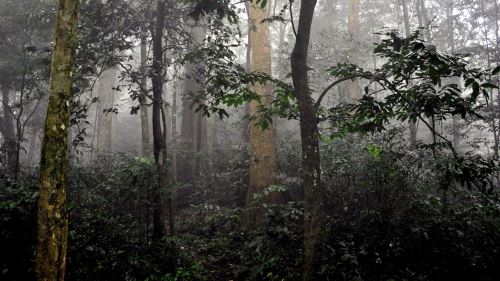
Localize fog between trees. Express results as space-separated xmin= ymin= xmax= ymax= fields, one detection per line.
xmin=1 ymin=0 xmax=500 ymax=280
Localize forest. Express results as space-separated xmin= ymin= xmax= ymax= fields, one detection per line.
xmin=1 ymin=0 xmax=500 ymax=280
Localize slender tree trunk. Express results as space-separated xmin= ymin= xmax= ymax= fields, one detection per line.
xmin=35 ymin=0 xmax=79 ymax=280
xmin=347 ymin=0 xmax=361 ymax=101
xmin=448 ymin=0 xmax=460 ymax=148
xmin=150 ymin=0 xmax=168 ymax=240
xmin=493 ymin=0 xmax=500 ymax=159
xmin=290 ymin=1 xmax=325 ymax=280
xmin=1 ymin=82 xmax=18 ymax=180
xmin=401 ymin=0 xmax=417 ymax=148
xmin=140 ymin=32 xmax=152 ymax=157
xmin=96 ymin=66 xmax=116 ymax=153
xmin=172 ymin=79 xmax=179 ymax=181
xmin=241 ymin=1 xmax=251 ymax=157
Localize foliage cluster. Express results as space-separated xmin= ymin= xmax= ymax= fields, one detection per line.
xmin=1 ymin=131 xmax=500 ymax=280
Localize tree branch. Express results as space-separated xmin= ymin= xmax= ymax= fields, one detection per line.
xmin=313 ymin=75 xmax=360 ymax=111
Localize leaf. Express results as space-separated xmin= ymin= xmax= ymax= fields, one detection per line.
xmin=492 ymin=65 xmax=500 ymax=75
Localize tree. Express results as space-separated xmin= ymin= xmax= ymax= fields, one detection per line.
xmin=289 ymin=0 xmax=325 ymax=280
xmin=329 ymin=30 xmax=497 ymax=191
xmin=35 ymin=0 xmax=79 ymax=279
xmin=401 ymin=0 xmax=418 ymax=147
xmin=347 ymin=0 xmax=361 ymax=101
xmin=140 ymin=29 xmax=152 ymax=157
xmin=244 ymin=0 xmax=281 ymax=227
xmin=150 ymin=0 xmax=168 ymax=239
xmin=0 ymin=82 xmax=17 ymax=180
xmin=96 ymin=65 xmax=117 ymax=153
xmin=446 ymin=0 xmax=461 ymax=149
xmin=0 ymin=0 xmax=54 ymax=181
xmin=179 ymin=20 xmax=207 ymax=183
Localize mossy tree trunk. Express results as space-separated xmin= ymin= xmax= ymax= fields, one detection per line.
xmin=35 ymin=0 xmax=79 ymax=280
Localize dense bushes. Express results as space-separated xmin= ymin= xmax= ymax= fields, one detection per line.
xmin=1 ymin=132 xmax=500 ymax=280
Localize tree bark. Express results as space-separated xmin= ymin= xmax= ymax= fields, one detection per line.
xmin=244 ymin=0 xmax=281 ymax=228
xmin=347 ymin=0 xmax=361 ymax=101
xmin=401 ymin=0 xmax=418 ymax=148
xmin=290 ymin=1 xmax=325 ymax=280
xmin=448 ymin=0 xmax=460 ymax=148
xmin=416 ymin=0 xmax=432 ymax=42
xmin=140 ymin=32 xmax=152 ymax=157
xmin=150 ymin=0 xmax=168 ymax=240
xmin=96 ymin=66 xmax=116 ymax=153
xmin=35 ymin=0 xmax=79 ymax=280
xmin=179 ymin=22 xmax=206 ymax=183
xmin=1 ymin=82 xmax=18 ymax=180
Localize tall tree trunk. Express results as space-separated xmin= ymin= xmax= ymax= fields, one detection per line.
xmin=179 ymin=22 xmax=206 ymax=183
xmin=35 ymin=0 xmax=79 ymax=280
xmin=448 ymin=0 xmax=460 ymax=148
xmin=96 ymin=66 xmax=116 ymax=153
xmin=347 ymin=0 xmax=361 ymax=101
xmin=244 ymin=0 xmax=281 ymax=228
xmin=493 ymin=0 xmax=500 ymax=159
xmin=416 ymin=0 xmax=432 ymax=42
xmin=140 ymin=31 xmax=152 ymax=157
xmin=150 ymin=0 xmax=168 ymax=240
xmin=1 ymin=82 xmax=18 ymax=180
xmin=401 ymin=0 xmax=417 ymax=148
xmin=290 ymin=1 xmax=325 ymax=280
xmin=172 ymin=79 xmax=179 ymax=181
xmin=240 ymin=1 xmax=251 ymax=158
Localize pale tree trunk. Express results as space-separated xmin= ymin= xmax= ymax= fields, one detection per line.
xmin=171 ymin=79 xmax=179 ymax=182
xmin=1 ymin=82 xmax=18 ymax=180
xmin=96 ymin=66 xmax=116 ymax=153
xmin=179 ymin=22 xmax=206 ymax=183
xmin=290 ymin=1 xmax=325 ymax=280
xmin=415 ymin=0 xmax=435 ymax=143
xmin=240 ymin=1 xmax=251 ymax=156
xmin=243 ymin=0 xmax=281 ymax=228
xmin=347 ymin=0 xmax=361 ymax=101
xmin=416 ymin=0 xmax=432 ymax=42
xmin=401 ymin=0 xmax=417 ymax=148
xmin=35 ymin=0 xmax=79 ymax=280
xmin=150 ymin=0 xmax=168 ymax=239
xmin=140 ymin=31 xmax=152 ymax=157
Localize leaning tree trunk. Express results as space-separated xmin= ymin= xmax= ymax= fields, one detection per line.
xmin=35 ymin=0 xmax=79 ymax=280
xmin=244 ymin=0 xmax=281 ymax=229
xmin=150 ymin=0 xmax=168 ymax=239
xmin=290 ymin=1 xmax=325 ymax=280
